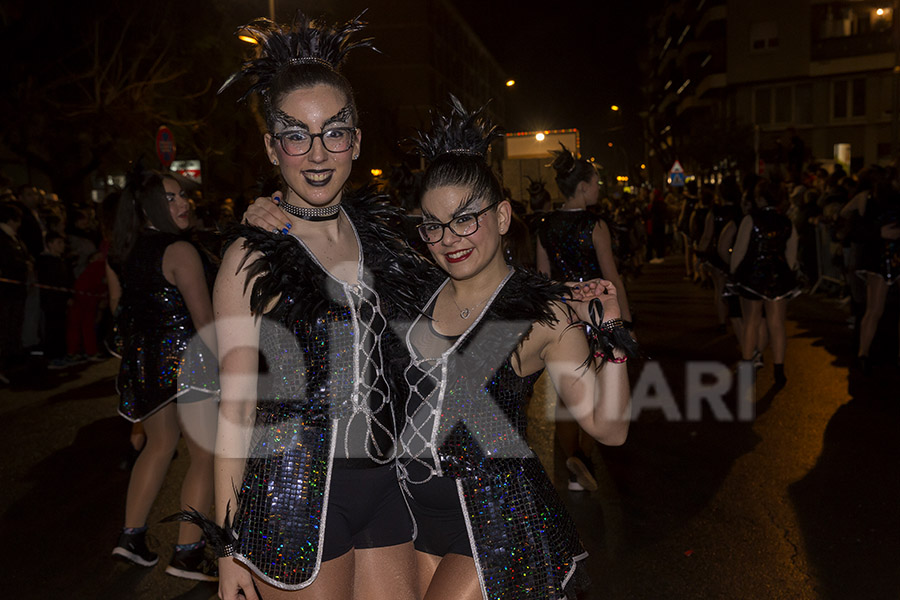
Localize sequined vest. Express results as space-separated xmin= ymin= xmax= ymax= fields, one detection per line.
xmin=537 ymin=210 xmax=604 ymax=281
xmin=227 ymin=193 xmax=436 ymax=589
xmin=401 ymin=268 xmax=586 ymax=600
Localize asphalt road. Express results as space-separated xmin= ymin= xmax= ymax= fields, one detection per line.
xmin=1 ymin=256 xmax=897 ymax=599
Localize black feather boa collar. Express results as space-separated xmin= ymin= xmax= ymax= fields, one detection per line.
xmin=223 ymin=188 xmax=440 ymax=322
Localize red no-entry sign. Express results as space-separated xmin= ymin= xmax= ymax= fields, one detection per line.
xmin=156 ymin=126 xmax=176 ymax=169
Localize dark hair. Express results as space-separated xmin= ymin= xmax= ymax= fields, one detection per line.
xmin=0 ymin=202 xmax=23 ymax=224
xmin=719 ymin=175 xmax=741 ymax=205
xmin=221 ymin=11 xmax=375 ymax=131
xmin=549 ymin=143 xmax=595 ymax=199
xmin=411 ymin=96 xmax=504 ymax=210
xmin=45 ymin=231 xmax=65 ymax=246
xmin=110 ymin=170 xmax=181 ymax=265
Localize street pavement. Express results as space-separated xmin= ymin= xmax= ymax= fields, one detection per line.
xmin=1 ymin=255 xmax=897 ymax=599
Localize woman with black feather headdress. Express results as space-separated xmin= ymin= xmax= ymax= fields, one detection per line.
xmin=392 ymin=96 xmax=633 ymax=600
xmin=207 ymin=10 xmax=432 ymax=600
xmin=536 ymin=143 xmax=634 ymax=495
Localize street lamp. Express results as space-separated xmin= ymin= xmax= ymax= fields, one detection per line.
xmin=506 ymin=80 xmax=516 ymax=87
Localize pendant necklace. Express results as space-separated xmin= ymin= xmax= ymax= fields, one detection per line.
xmin=451 ymin=292 xmax=490 ymax=319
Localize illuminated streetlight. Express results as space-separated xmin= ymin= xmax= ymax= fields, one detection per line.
xmin=535 ymin=133 xmax=545 ymax=141
xmin=506 ymin=80 xmax=516 ymax=87
xmin=877 ymin=8 xmax=885 ymax=15
xmin=370 ymin=168 xmax=383 ymax=177
xmin=610 ymin=105 xmax=620 ymax=111
xmin=608 ymin=142 xmax=614 ymax=147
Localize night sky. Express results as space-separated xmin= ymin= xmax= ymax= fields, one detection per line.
xmin=450 ymin=1 xmax=664 ymax=164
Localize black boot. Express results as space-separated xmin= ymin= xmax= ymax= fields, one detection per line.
xmin=773 ymin=363 xmax=787 ymax=386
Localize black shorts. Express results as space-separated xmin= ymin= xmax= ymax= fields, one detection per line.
xmin=320 ymin=463 xmax=413 ymax=561
xmin=404 ymin=461 xmax=473 ymax=557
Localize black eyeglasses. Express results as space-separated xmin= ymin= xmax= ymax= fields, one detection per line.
xmin=272 ymin=127 xmax=357 ymax=156
xmin=417 ymin=201 xmax=500 ymax=244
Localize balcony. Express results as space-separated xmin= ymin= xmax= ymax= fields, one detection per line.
xmin=812 ymin=31 xmax=893 ymax=61
xmin=696 ymin=3 xmax=727 ymax=38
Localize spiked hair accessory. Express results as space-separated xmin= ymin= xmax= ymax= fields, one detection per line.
xmin=548 ymin=142 xmax=578 ymax=175
xmin=218 ymin=10 xmax=375 ymax=101
xmin=409 ymin=94 xmax=501 ymax=164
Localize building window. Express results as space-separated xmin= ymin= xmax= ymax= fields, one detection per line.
xmin=750 ymin=21 xmax=779 ymax=52
xmin=755 ymin=88 xmax=772 ymax=124
xmin=775 ymin=87 xmax=792 ymax=123
xmin=795 ymin=83 xmax=812 ymax=124
xmin=833 ymin=77 xmax=867 ymax=119
xmin=852 ymin=78 xmax=866 ymax=117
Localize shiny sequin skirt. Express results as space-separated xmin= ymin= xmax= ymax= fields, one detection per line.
xmin=232 ymin=412 xmax=331 ymax=589
xmin=734 ymin=258 xmax=801 ymax=302
xmin=117 ymin=329 xmax=218 ymax=422
xmin=459 ymin=457 xmax=587 ymax=599
xmin=856 ymin=240 xmax=900 ymax=285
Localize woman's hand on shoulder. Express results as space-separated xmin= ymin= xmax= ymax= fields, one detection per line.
xmin=243 ymin=190 xmax=291 ymax=233
xmin=567 ymin=279 xmax=622 ymax=325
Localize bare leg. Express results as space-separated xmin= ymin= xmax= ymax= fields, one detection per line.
xmin=124 ymin=403 xmax=180 ymax=528
xmin=858 ymin=274 xmax=888 ymax=357
xmin=251 ymin=549 xmax=354 ymax=600
xmin=764 ymin=299 xmax=788 ymax=365
xmin=130 ymin=422 xmax=146 ymax=451
xmin=740 ymin=298 xmax=763 ymax=361
xmin=555 ymin=404 xmax=579 ymax=460
xmin=175 ymin=395 xmax=218 ymax=544
xmin=712 ymin=271 xmax=727 ymax=326
xmin=353 ymin=543 xmax=418 ymax=600
xmin=422 ymin=553 xmax=482 ymax=600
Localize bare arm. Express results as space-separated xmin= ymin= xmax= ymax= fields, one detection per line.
xmin=730 ymin=215 xmax=753 ymax=273
xmin=535 ymin=237 xmax=551 ymax=277
xmin=697 ymin=211 xmax=715 ymax=253
xmin=105 ymin=262 xmax=121 ymax=314
xmin=592 ymin=220 xmax=632 ymax=322
xmin=163 ymin=241 xmax=217 ymax=356
xmin=785 ymin=225 xmax=799 ymax=270
xmin=214 ymin=241 xmax=262 ymax=600
xmin=717 ymin=221 xmax=736 ymax=265
xmin=539 ymin=282 xmax=630 ymax=445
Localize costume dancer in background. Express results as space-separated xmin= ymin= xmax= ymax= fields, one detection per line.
xmin=398 ymin=97 xmax=635 ymax=600
xmin=535 ymin=143 xmax=633 ymax=492
xmin=110 ymin=169 xmax=219 ymax=580
xmin=730 ymin=179 xmax=800 ymax=386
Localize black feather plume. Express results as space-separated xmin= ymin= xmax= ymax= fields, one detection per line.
xmin=162 ymin=503 xmax=235 ymax=558
xmin=408 ymin=94 xmax=502 ymax=164
xmin=219 ymin=10 xmax=376 ymax=101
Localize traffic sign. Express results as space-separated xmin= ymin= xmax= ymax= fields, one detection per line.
xmin=670 ymin=172 xmax=685 ymax=187
xmin=669 ymin=160 xmax=684 ymax=175
xmin=156 ymin=126 xmax=176 ymax=169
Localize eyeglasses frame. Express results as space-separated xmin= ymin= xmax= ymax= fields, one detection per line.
xmin=417 ymin=200 xmax=501 ymax=244
xmin=271 ymin=127 xmax=359 ymax=157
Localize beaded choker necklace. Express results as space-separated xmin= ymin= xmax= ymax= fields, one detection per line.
xmin=280 ymin=200 xmax=341 ymax=222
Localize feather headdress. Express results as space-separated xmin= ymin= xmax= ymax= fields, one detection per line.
xmin=409 ymin=94 xmax=501 ymax=164
xmin=219 ymin=10 xmax=375 ymax=101
xmin=548 ymin=142 xmax=578 ymax=175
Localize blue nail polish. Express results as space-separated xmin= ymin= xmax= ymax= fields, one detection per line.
xmin=285 ymin=222 xmax=292 ymax=229
xmin=281 ymin=228 xmax=289 ymax=234
xmin=274 ymin=196 xmax=281 ymax=205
